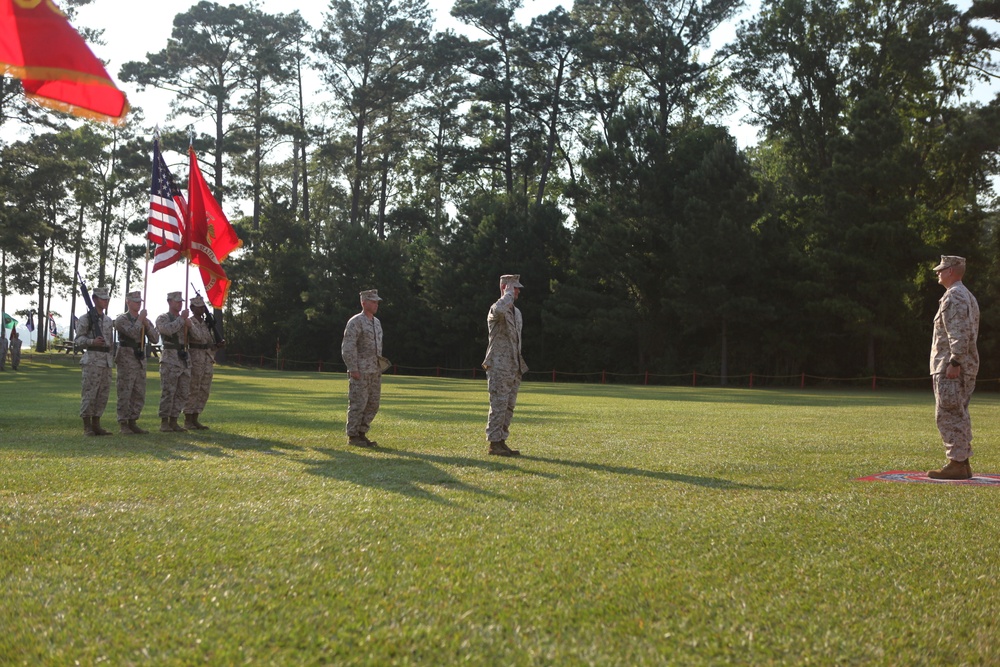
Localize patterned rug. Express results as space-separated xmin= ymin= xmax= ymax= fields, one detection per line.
xmin=857 ymin=470 xmax=1000 ymax=486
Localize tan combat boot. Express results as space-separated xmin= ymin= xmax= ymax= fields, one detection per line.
xmin=928 ymin=459 xmax=973 ymax=480
xmin=184 ymin=413 xmax=197 ymax=430
xmin=160 ymin=417 xmax=173 ymax=432
xmin=83 ymin=416 xmax=95 ymax=437
xmin=192 ymin=413 xmax=209 ymax=430
xmin=349 ymin=435 xmax=374 ymax=448
xmin=119 ymin=420 xmax=133 ymax=435
xmin=92 ymin=417 xmax=112 ymax=436
xmin=488 ymin=441 xmax=516 ymax=457
xmin=170 ymin=416 xmax=187 ymax=432
xmin=129 ymin=420 xmax=149 ymax=434
xmin=499 ymin=440 xmax=520 ymax=456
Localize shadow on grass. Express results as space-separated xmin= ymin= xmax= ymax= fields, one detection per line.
xmin=7 ymin=427 xmax=305 ymax=463
xmin=301 ymin=446 xmax=518 ymax=505
xmin=519 ymin=454 xmax=781 ymax=491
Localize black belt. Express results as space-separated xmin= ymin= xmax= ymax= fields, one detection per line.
xmin=162 ymin=343 xmax=185 ymax=351
xmin=88 ymin=346 xmax=110 ymax=352
xmin=119 ymin=340 xmax=140 ymax=349
xmin=189 ymin=343 xmax=211 ymax=350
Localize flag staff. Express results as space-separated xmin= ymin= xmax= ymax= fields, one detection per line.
xmin=183 ymin=126 xmax=195 ymax=353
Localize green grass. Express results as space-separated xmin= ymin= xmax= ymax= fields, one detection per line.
xmin=2 ymin=357 xmax=999 ymax=665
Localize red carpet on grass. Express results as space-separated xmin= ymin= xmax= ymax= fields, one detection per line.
xmin=857 ymin=471 xmax=1000 ymax=485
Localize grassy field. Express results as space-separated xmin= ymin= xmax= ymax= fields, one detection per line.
xmin=2 ymin=357 xmax=999 ymax=665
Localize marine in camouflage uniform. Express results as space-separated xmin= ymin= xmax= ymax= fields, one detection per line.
xmin=928 ymin=255 xmax=980 ymax=480
xmin=341 ymin=289 xmax=384 ymax=447
xmin=156 ymin=291 xmax=191 ymax=433
xmin=482 ymin=274 xmax=528 ymax=457
xmin=114 ymin=290 xmax=159 ymax=434
xmin=183 ymin=295 xmax=219 ymax=430
xmin=9 ymin=331 xmax=21 ymax=370
xmin=75 ymin=286 xmax=115 ymax=436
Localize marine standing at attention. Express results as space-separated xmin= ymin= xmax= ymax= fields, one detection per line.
xmin=76 ymin=286 xmax=115 ymax=436
xmin=114 ymin=290 xmax=158 ymax=434
xmin=482 ymin=274 xmax=528 ymax=457
xmin=156 ymin=291 xmax=191 ymax=432
xmin=8 ymin=330 xmax=21 ymax=371
xmin=184 ymin=295 xmax=220 ymax=430
xmin=928 ymin=255 xmax=980 ymax=480
xmin=341 ymin=289 xmax=384 ymax=448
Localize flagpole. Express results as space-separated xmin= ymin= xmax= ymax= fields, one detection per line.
xmin=140 ymin=240 xmax=150 ymax=355
xmin=184 ymin=127 xmax=193 ymax=354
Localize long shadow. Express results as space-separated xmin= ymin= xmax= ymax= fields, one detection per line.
xmin=301 ymin=447 xmax=513 ymax=505
xmin=519 ymin=454 xmax=782 ymax=491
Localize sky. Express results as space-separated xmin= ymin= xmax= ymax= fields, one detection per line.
xmin=2 ymin=0 xmax=754 ymax=344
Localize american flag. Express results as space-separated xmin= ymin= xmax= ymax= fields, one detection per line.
xmin=148 ymin=139 xmax=187 ymax=272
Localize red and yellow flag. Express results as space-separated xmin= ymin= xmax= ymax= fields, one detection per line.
xmin=0 ymin=0 xmax=128 ymax=124
xmin=187 ymin=147 xmax=242 ymax=309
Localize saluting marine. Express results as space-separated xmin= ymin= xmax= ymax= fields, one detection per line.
xmin=114 ymin=290 xmax=159 ymax=434
xmin=76 ymin=286 xmax=115 ymax=436
xmin=483 ymin=274 xmax=528 ymax=457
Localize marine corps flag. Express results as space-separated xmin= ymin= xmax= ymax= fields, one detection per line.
xmin=186 ymin=147 xmax=241 ymax=309
xmin=0 ymin=0 xmax=129 ymax=123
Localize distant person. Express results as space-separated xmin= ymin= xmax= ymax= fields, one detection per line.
xmin=482 ymin=274 xmax=528 ymax=457
xmin=928 ymin=255 xmax=980 ymax=480
xmin=75 ymin=286 xmax=114 ymax=436
xmin=184 ymin=295 xmax=221 ymax=430
xmin=9 ymin=330 xmax=21 ymax=370
xmin=156 ymin=292 xmax=191 ymax=432
xmin=0 ymin=330 xmax=7 ymax=371
xmin=114 ymin=291 xmax=158 ymax=434
xmin=341 ymin=289 xmax=385 ymax=447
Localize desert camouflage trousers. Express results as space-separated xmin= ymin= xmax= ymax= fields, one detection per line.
xmin=116 ymin=356 xmax=147 ymax=421
xmin=80 ymin=365 xmax=112 ymax=418
xmin=934 ymin=374 xmax=976 ymax=461
xmin=159 ymin=363 xmax=191 ymax=419
xmin=185 ymin=352 xmax=214 ymax=414
xmin=486 ymin=370 xmax=521 ymax=443
xmin=346 ymin=372 xmax=381 ymax=437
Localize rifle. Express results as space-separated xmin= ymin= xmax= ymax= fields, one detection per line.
xmin=75 ymin=272 xmax=104 ymax=349
xmin=190 ymin=284 xmax=224 ymax=347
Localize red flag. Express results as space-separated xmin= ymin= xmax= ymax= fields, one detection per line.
xmin=148 ymin=140 xmax=188 ymax=272
xmin=0 ymin=0 xmax=128 ymax=124
xmin=187 ymin=147 xmax=242 ymax=308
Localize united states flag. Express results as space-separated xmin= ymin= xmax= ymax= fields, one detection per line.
xmin=148 ymin=140 xmax=187 ymax=272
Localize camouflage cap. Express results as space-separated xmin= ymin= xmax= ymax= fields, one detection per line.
xmin=190 ymin=296 xmax=206 ymax=308
xmin=360 ymin=289 xmax=382 ymax=302
xmin=126 ymin=290 xmax=142 ymax=303
xmin=933 ymin=255 xmax=966 ymax=272
xmin=500 ymin=274 xmax=523 ymax=288
xmin=166 ymin=291 xmax=183 ymax=302
xmin=92 ymin=286 xmax=111 ymax=299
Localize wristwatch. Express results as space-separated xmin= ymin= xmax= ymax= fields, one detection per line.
xmin=949 ymin=359 xmax=961 ymax=367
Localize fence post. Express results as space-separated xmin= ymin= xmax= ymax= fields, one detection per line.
xmin=552 ymin=369 xmax=556 ymax=382
xmin=692 ymin=371 xmax=697 ymax=387
xmin=749 ymin=372 xmax=754 ymax=389
xmin=800 ymin=372 xmax=805 ymax=389
xmin=601 ymin=370 xmax=606 ymax=384
xmin=872 ymin=374 xmax=876 ymax=390
xmin=644 ymin=371 xmax=649 ymax=386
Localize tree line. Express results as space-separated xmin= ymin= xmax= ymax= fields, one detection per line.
xmin=3 ymin=0 xmax=1000 ymax=382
